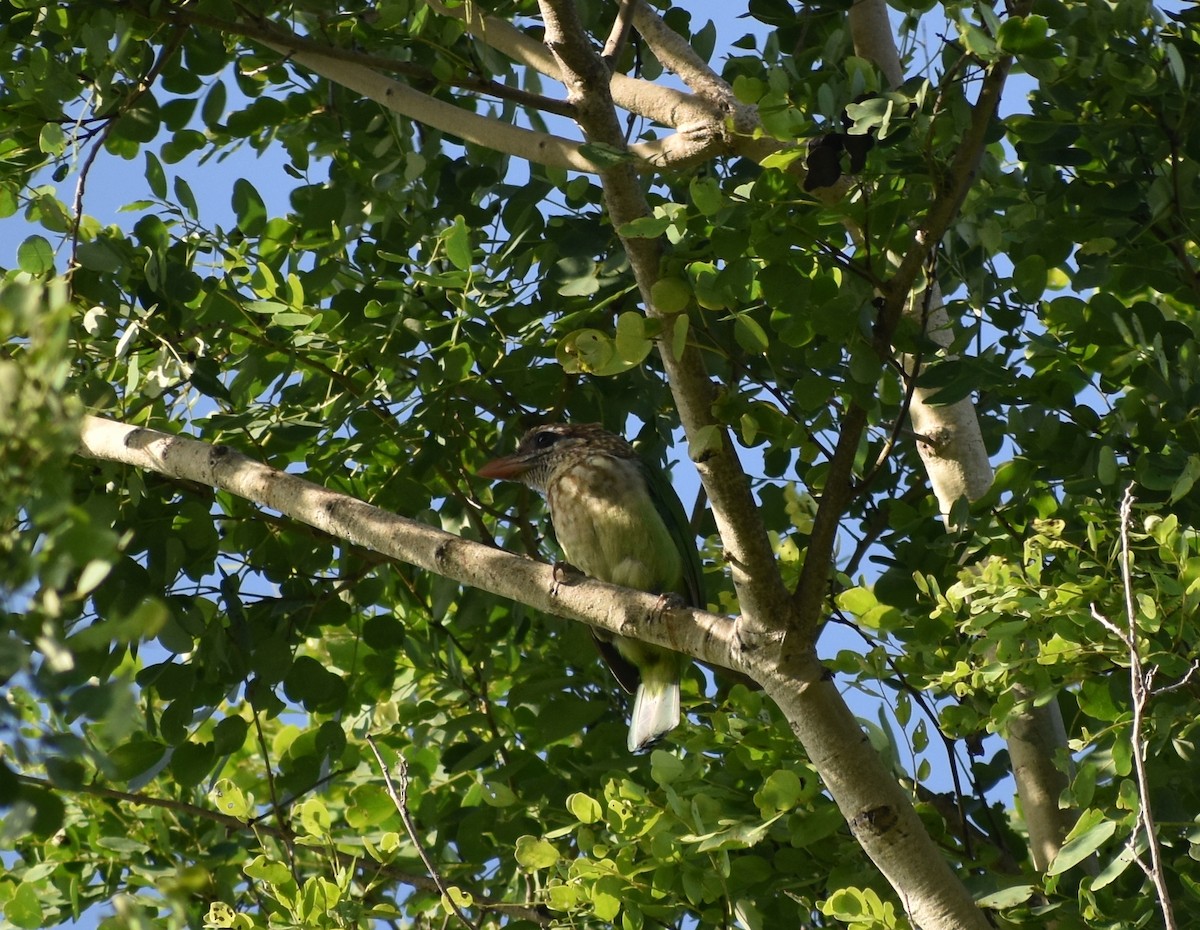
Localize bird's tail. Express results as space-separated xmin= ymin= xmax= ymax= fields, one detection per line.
xmin=628 ymin=676 xmax=680 ymax=752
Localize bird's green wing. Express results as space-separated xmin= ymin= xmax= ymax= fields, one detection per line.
xmin=639 ymin=457 xmax=706 ymax=609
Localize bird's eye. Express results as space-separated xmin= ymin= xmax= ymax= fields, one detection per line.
xmin=532 ymin=429 xmax=563 ymax=449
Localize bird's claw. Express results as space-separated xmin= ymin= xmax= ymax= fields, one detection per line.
xmin=653 ymin=591 xmax=687 ymax=618
xmin=550 ymin=560 xmax=579 ymax=597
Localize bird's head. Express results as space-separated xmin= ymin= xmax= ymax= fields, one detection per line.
xmin=477 ymin=423 xmax=634 ymax=492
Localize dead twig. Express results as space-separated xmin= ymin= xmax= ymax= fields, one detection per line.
xmin=365 ymin=735 xmax=481 ymax=930
xmin=1089 ymin=485 xmax=1179 ymax=930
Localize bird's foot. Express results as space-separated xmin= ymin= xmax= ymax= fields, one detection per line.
xmin=550 ymin=560 xmax=581 ymax=597
xmin=652 ymin=591 xmax=688 ymax=619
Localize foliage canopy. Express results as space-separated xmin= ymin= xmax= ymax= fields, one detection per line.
xmin=3 ymin=1 xmax=1200 ymax=929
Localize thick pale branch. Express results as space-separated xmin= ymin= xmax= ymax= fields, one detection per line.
xmin=849 ymin=0 xmax=904 ymax=88
xmin=756 ymin=673 xmax=992 ymax=930
xmin=849 ymin=0 xmax=993 ymax=516
xmin=138 ymin=2 xmax=578 ymax=117
xmin=77 ymin=415 xmax=746 ymax=676
xmin=253 ymin=37 xmax=598 ymax=172
xmin=255 ymin=35 xmax=725 ymax=171
xmin=630 ymin=6 xmax=739 ymax=115
xmin=852 ymin=0 xmax=1072 ymax=875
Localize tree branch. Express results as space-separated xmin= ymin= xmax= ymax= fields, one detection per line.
xmin=76 ymin=415 xmax=749 ymax=677
xmin=522 ymin=6 xmax=990 ymax=928
xmin=791 ymin=403 xmax=869 ymax=644
xmin=879 ymin=55 xmax=1014 ymax=334
xmin=134 ymin=2 xmax=578 ymax=117
xmin=600 ymin=0 xmax=637 ymax=69
xmin=252 ymin=38 xmax=599 ymax=172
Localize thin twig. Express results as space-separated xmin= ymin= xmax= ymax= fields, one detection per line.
xmin=1152 ymin=659 xmax=1200 ymax=697
xmin=365 ymin=735 xmax=481 ymax=930
xmin=69 ymin=26 xmax=186 ymax=276
xmin=1090 ymin=486 xmax=1179 ymax=930
xmin=601 ymin=0 xmax=638 ymax=69
xmin=251 ymin=706 xmax=301 ymax=883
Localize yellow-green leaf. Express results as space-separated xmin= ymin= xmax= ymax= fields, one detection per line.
xmin=514 ymin=835 xmax=560 ymax=870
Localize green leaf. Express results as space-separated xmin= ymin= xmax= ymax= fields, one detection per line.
xmin=170 ymin=740 xmax=216 ymax=788
xmin=836 ymin=586 xmax=877 ymax=614
xmin=231 ymin=178 xmax=267 ymax=235
xmin=75 ymin=239 xmax=124 ymax=273
xmin=17 ymin=236 xmax=54 ymax=275
xmin=108 ymin=738 xmax=167 ymax=780
xmin=671 ymin=313 xmax=689 ymax=361
xmin=481 ymin=781 xmax=517 ymax=807
xmin=244 ymin=855 xmax=294 ymax=886
xmin=443 ymin=215 xmax=472 ymax=271
xmin=689 ymin=176 xmax=723 ymax=216
xmin=619 ymin=214 xmax=672 ymax=239
xmin=997 ymin=14 xmax=1051 ymax=54
xmin=441 ymin=886 xmax=474 ymax=913
xmin=614 ymin=311 xmax=653 ymax=366
xmin=1168 ymin=454 xmax=1200 ymax=504
xmin=754 ymin=770 xmax=804 ymax=815
xmin=174 ymin=176 xmax=199 ymax=220
xmin=734 ymin=314 xmax=769 ymax=355
xmin=74 ymin=559 xmax=113 ymax=597
xmin=1012 ymin=254 xmax=1047 ymax=303
xmin=514 ymin=835 xmax=560 ymax=870
xmin=567 ymin=792 xmax=603 ymax=823
xmin=298 ymin=798 xmax=331 ymax=837
xmin=113 ymin=96 xmax=162 ymax=144
xmin=39 ymin=122 xmax=66 ymax=156
xmin=959 ymin=21 xmax=998 ymax=60
xmin=201 ymin=80 xmax=228 ymax=128
xmin=210 ymin=779 xmax=252 ymax=820
xmin=5 ymin=882 xmax=44 ymax=929
xmin=1092 ymin=842 xmax=1138 ymax=890
xmin=590 ymin=879 xmax=622 ymax=921
xmin=651 ymin=277 xmax=691 ymax=314
xmin=975 ymin=884 xmax=1036 ymax=908
xmin=1047 ymin=812 xmax=1118 ymax=875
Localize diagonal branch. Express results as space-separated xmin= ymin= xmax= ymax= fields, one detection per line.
xmin=77 ymin=415 xmax=749 ymax=676
xmin=134 ymin=1 xmax=578 ymax=117
xmin=535 ymin=0 xmax=793 ymax=646
xmin=600 ymin=0 xmax=638 ymax=68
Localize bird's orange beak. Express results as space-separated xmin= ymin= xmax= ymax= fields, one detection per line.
xmin=477 ymin=453 xmax=529 ymax=480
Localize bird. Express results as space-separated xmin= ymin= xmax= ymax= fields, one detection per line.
xmin=477 ymin=422 xmax=704 ymax=751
